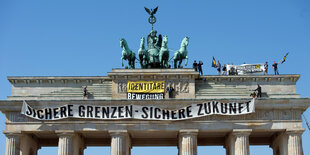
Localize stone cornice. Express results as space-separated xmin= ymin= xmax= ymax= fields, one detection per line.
xmin=7 ymin=74 xmax=300 ymax=84
xmin=7 ymin=76 xmax=111 ymax=84
xmin=108 ymin=68 xmax=200 ymax=80
xmin=199 ymin=74 xmax=300 ymax=83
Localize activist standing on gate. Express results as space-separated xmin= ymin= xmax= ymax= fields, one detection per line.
xmin=272 ymin=61 xmax=279 ymax=75
xmin=216 ymin=60 xmax=221 ymax=75
xmin=198 ymin=60 xmax=203 ymax=75
xmin=193 ymin=60 xmax=198 ymax=72
xmin=222 ymin=64 xmax=227 ymax=75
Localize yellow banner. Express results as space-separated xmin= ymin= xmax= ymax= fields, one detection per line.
xmin=127 ymin=81 xmax=165 ymax=93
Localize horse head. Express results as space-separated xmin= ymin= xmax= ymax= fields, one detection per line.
xmin=120 ymin=38 xmax=128 ymax=49
xmin=162 ymin=35 xmax=168 ymax=48
xmin=181 ymin=37 xmax=189 ymax=47
xmin=140 ymin=37 xmax=145 ymax=49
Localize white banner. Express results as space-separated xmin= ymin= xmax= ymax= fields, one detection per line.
xmin=227 ymin=64 xmax=264 ymax=75
xmin=21 ymin=99 xmax=255 ymax=121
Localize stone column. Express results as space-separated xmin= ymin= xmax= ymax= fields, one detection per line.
xmin=57 ymin=132 xmax=74 ymax=155
xmin=271 ymin=129 xmax=305 ymax=155
xmin=73 ymin=134 xmax=85 ymax=155
xmin=4 ymin=132 xmax=21 ymax=155
xmin=109 ymin=130 xmax=131 ymax=155
xmin=226 ymin=129 xmax=252 ymax=155
xmin=178 ymin=129 xmax=198 ymax=155
xmin=57 ymin=131 xmax=85 ymax=155
xmin=287 ymin=129 xmax=304 ymax=155
xmin=20 ymin=134 xmax=40 ymax=155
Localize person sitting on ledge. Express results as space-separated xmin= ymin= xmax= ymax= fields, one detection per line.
xmin=83 ymin=86 xmax=88 ymax=99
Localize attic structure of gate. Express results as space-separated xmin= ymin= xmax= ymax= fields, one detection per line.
xmin=0 ymin=69 xmax=310 ymax=155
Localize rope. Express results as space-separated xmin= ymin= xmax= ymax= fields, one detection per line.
xmin=303 ymin=114 xmax=310 ymax=131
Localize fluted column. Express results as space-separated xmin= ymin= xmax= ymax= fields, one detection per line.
xmin=271 ymin=129 xmax=305 ymax=155
xmin=57 ymin=131 xmax=75 ymax=155
xmin=109 ymin=130 xmax=131 ymax=155
xmin=226 ymin=129 xmax=252 ymax=155
xmin=5 ymin=133 xmax=21 ymax=155
xmin=287 ymin=129 xmax=304 ymax=155
xmin=178 ymin=129 xmax=198 ymax=155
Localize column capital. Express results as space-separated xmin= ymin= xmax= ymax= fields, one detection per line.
xmin=178 ymin=130 xmax=198 ymax=155
xmin=231 ymin=129 xmax=252 ymax=136
xmin=110 ymin=130 xmax=131 ymax=155
xmin=3 ymin=131 xmax=21 ymax=137
xmin=56 ymin=130 xmax=76 ymax=136
xmin=286 ymin=128 xmax=305 ymax=135
xmin=109 ymin=130 xmax=129 ymax=136
xmin=179 ymin=129 xmax=199 ymax=136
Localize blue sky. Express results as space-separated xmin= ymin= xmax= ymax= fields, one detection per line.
xmin=0 ymin=0 xmax=310 ymax=154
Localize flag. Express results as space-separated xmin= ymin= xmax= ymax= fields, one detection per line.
xmin=211 ymin=57 xmax=216 ymax=68
xmin=281 ymin=52 xmax=289 ymax=64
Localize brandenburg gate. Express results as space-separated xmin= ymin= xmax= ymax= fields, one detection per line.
xmin=0 ymin=69 xmax=309 ymax=155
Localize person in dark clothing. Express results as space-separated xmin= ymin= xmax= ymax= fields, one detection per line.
xmin=198 ymin=60 xmax=203 ymax=75
xmin=193 ymin=60 xmax=198 ymax=72
xmin=222 ymin=64 xmax=227 ymax=75
xmin=83 ymin=86 xmax=88 ymax=99
xmin=272 ymin=61 xmax=279 ymax=75
xmin=254 ymin=84 xmax=262 ymax=98
xmin=216 ymin=61 xmax=221 ymax=75
xmin=166 ymin=85 xmax=174 ymax=98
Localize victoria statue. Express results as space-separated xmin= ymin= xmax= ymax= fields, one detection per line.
xmin=120 ymin=6 xmax=189 ymax=69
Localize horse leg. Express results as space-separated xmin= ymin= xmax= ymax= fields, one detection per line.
xmin=179 ymin=59 xmax=183 ymax=68
xmin=185 ymin=56 xmax=188 ymax=66
xmin=165 ymin=53 xmax=169 ymax=68
xmin=163 ymin=59 xmax=166 ymax=68
xmin=174 ymin=60 xmax=177 ymax=68
xmin=121 ymin=57 xmax=124 ymax=67
xmin=139 ymin=54 xmax=143 ymax=68
xmin=159 ymin=53 xmax=162 ymax=68
xmin=173 ymin=52 xmax=179 ymax=69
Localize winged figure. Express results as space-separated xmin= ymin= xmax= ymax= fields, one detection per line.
xmin=144 ymin=6 xmax=158 ymax=16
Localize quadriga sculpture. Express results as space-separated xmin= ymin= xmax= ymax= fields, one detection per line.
xmin=120 ymin=38 xmax=136 ymax=69
xmin=138 ymin=37 xmax=148 ymax=68
xmin=173 ymin=37 xmax=189 ymax=68
xmin=159 ymin=35 xmax=169 ymax=68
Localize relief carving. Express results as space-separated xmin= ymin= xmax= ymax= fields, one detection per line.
xmin=281 ymin=110 xmax=291 ymax=120
xmin=7 ymin=112 xmax=28 ymax=122
xmin=180 ymin=80 xmax=189 ymax=93
xmin=117 ymin=81 xmax=127 ymax=93
xmin=166 ymin=80 xmax=190 ymax=94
